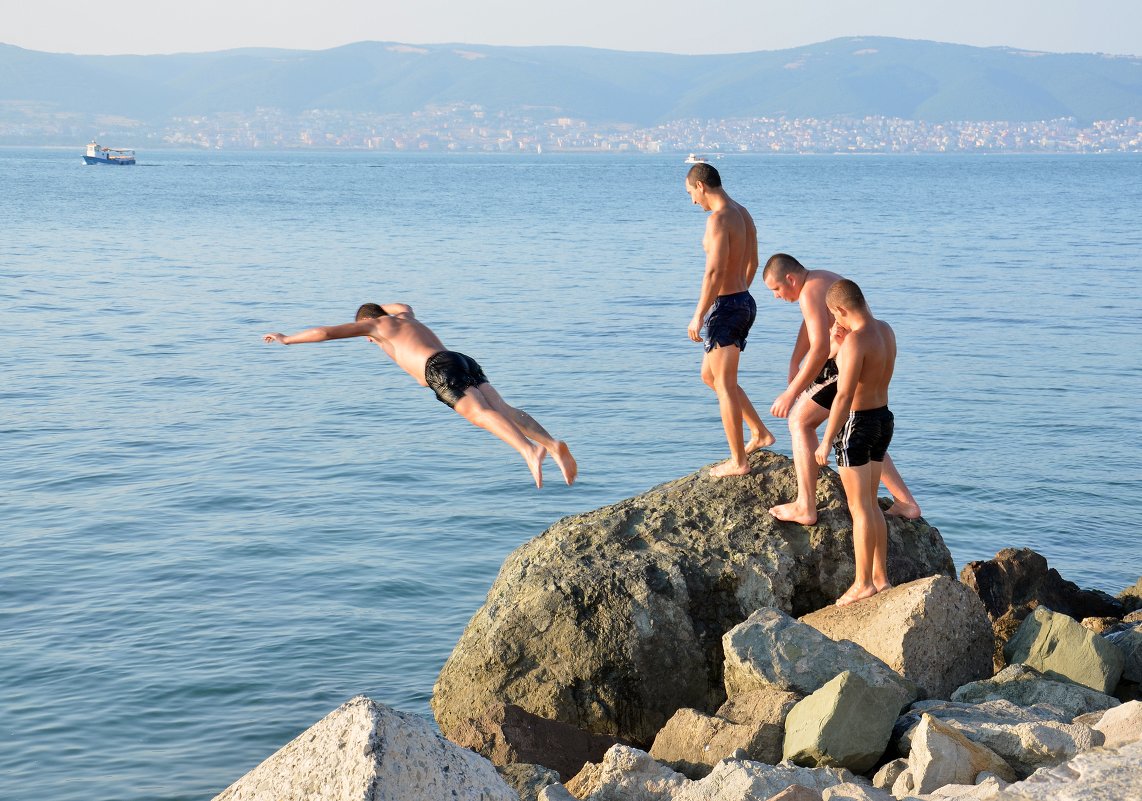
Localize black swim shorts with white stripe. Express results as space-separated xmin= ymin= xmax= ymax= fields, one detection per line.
xmin=833 ymin=406 xmax=894 ymax=468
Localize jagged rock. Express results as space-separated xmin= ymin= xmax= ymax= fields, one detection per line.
xmin=649 ymin=687 xmax=801 ymax=778
xmin=1079 ymin=616 xmax=1119 ymax=634
xmin=821 ymin=782 xmax=894 ymax=801
xmin=1003 ymin=607 xmax=1124 ymax=693
xmin=554 ymin=744 xmax=857 ymax=801
xmin=960 ymin=549 xmax=1124 ymax=623
xmin=1118 ymin=577 xmax=1142 ymax=613
xmin=871 ymin=758 xmax=908 ymax=791
xmin=894 ymin=699 xmax=1097 ymax=779
xmin=1102 ymin=622 xmax=1142 ymax=682
xmin=890 ymin=767 xmax=915 ymax=798
xmin=950 ymin=664 xmax=1120 ymax=719
xmin=1090 ymin=699 xmax=1142 ymax=749
xmin=449 ymin=702 xmax=623 ymax=781
xmin=538 ymin=785 xmax=576 ymax=801
xmin=499 ymin=764 xmax=561 ymax=801
xmin=766 ymin=787 xmax=824 ymax=801
xmin=1125 ymin=610 xmax=1142 ymax=624
xmin=921 ymin=775 xmax=1008 ymax=800
xmin=783 ymin=671 xmax=903 ymax=774
xmin=801 ymin=576 xmax=992 ymax=700
xmin=670 ymin=758 xmax=856 ymax=801
xmin=992 ymin=739 xmax=1142 ymax=801
xmin=907 ymin=714 xmax=1017 ymax=794
xmin=723 ymin=608 xmax=918 ymax=706
xmin=433 ymin=452 xmax=954 ymax=745
xmin=211 ymin=696 xmax=517 ymax=801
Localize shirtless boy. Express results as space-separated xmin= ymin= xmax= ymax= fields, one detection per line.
xmin=263 ymin=303 xmax=576 ymax=489
xmin=761 ymin=253 xmax=919 ymax=524
xmin=813 ymin=280 xmax=896 ymax=605
xmin=685 ymin=163 xmax=774 ymax=478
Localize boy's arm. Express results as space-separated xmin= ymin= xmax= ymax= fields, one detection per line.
xmin=772 ymin=293 xmax=831 ymax=417
xmin=816 ymin=339 xmax=862 ymax=466
xmin=263 ymin=320 xmax=376 ymax=345
xmin=688 ymin=216 xmax=728 ymax=341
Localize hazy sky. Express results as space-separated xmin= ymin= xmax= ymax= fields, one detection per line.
xmin=6 ymin=0 xmax=1140 ymax=57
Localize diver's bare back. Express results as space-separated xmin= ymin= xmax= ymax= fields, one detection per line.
xmin=371 ymin=313 xmax=448 ymax=385
xmin=706 ymin=199 xmax=757 ymax=294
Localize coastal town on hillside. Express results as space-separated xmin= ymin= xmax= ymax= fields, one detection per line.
xmin=2 ymin=102 xmax=1140 ymax=153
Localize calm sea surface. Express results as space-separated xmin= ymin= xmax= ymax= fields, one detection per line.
xmin=2 ymin=148 xmax=1140 ymax=800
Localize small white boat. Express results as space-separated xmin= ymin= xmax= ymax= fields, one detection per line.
xmin=83 ymin=141 xmax=136 ymax=165
xmin=684 ymin=153 xmax=709 ymax=164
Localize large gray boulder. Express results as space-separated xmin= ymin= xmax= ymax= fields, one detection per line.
xmin=950 ymin=664 xmax=1120 ymax=719
xmin=800 ymin=576 xmax=992 ymax=700
xmin=782 ymin=672 xmax=903 ymax=773
xmin=649 ymin=687 xmax=801 ymax=778
xmin=433 ymin=451 xmax=953 ymax=745
xmin=448 ymin=702 xmax=624 ymax=781
xmin=1003 ymin=607 xmax=1124 ymax=693
xmin=211 ymin=696 xmax=517 ymax=801
xmin=723 ymin=608 xmax=918 ymax=706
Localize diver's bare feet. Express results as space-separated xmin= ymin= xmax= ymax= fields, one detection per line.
xmin=744 ymin=428 xmax=776 ymax=454
xmin=874 ymin=581 xmax=893 ymax=594
xmin=836 ymin=583 xmax=878 ymax=607
xmin=710 ymin=459 xmax=751 ymax=478
xmin=769 ymin=501 xmax=817 ymax=525
xmin=525 ymin=445 xmax=547 ymax=489
xmin=885 ymin=499 xmax=921 ymax=519
xmin=552 ymin=441 xmax=577 ymax=486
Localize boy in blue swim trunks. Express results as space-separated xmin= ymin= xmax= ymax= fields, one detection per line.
xmin=684 ymin=163 xmax=775 ymax=478
xmin=264 ymin=303 xmax=576 ymax=489
xmin=813 ymin=280 xmax=896 ymax=606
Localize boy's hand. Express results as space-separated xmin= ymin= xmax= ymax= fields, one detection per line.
xmin=263 ymin=333 xmax=286 ymax=344
xmin=814 ymin=442 xmax=830 ymax=466
xmin=771 ymin=389 xmax=797 ymax=418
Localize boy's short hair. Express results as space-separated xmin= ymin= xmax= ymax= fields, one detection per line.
xmin=762 ymin=253 xmax=806 ymax=283
xmin=355 ymin=303 xmax=388 ymax=320
xmin=686 ymin=162 xmax=721 ymax=188
xmin=826 ymin=279 xmax=868 ymax=311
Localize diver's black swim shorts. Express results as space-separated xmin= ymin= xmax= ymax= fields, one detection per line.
xmin=703 ymin=290 xmax=756 ymax=353
xmin=424 ymin=351 xmax=489 ymax=408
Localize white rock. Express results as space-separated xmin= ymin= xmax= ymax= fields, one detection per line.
xmin=211 ymin=695 xmax=518 ymax=801
xmin=907 ymin=714 xmax=1017 ymax=794
xmin=994 ymin=739 xmax=1142 ymax=800
xmin=821 ymin=781 xmax=895 ymax=801
xmin=1090 ymin=699 xmax=1142 ymax=749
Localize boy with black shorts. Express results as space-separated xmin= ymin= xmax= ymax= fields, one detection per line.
xmin=812 ymin=280 xmax=896 ymax=606
xmin=264 ymin=303 xmax=576 ymax=489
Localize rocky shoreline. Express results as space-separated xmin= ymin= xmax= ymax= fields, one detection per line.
xmin=211 ymin=451 xmax=1142 ymax=801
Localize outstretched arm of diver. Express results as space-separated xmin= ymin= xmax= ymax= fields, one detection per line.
xmin=263 ymin=320 xmax=376 ymax=345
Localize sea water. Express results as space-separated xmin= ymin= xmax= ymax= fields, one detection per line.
xmin=1 ymin=148 xmax=1139 ymax=800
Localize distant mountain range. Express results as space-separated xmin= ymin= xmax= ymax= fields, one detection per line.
xmin=2 ymin=37 xmax=1140 ymax=125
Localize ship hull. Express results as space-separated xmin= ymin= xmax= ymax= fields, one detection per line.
xmin=83 ymin=155 xmax=136 ymax=165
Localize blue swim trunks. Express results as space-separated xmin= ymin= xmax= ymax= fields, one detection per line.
xmin=703 ymin=290 xmax=756 ymax=353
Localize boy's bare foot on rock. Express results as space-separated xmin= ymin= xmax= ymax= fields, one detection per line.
xmin=710 ymin=459 xmax=751 ymax=478
xmin=769 ymin=502 xmax=817 ymax=525
xmin=885 ymin=499 xmax=921 ymax=519
xmin=836 ymin=583 xmax=878 ymax=607
xmin=552 ymin=441 xmax=577 ymax=486
xmin=744 ymin=429 xmax=776 ymax=453
xmin=874 ymin=581 xmax=893 ymax=594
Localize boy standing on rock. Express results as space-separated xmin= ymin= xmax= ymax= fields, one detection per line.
xmin=264 ymin=302 xmax=576 ymax=489
xmin=813 ymin=280 xmax=896 ymax=606
xmin=761 ymin=253 xmax=919 ymax=524
xmin=684 ymin=163 xmax=775 ymax=478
